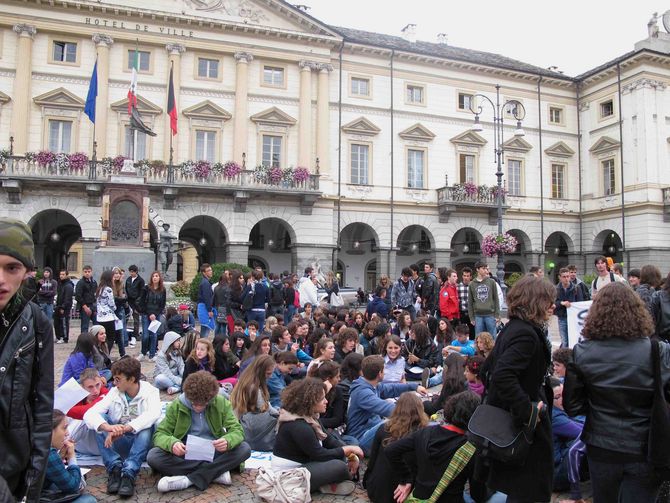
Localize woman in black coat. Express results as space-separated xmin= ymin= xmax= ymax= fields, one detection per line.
xmin=483 ymin=275 xmax=556 ymax=503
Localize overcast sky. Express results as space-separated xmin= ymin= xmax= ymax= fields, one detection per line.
xmin=304 ymin=1 xmax=666 ymax=76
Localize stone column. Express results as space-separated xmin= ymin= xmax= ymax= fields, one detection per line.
xmin=10 ymin=24 xmax=36 ymax=154
xmin=298 ymin=61 xmax=318 ymax=168
xmin=233 ymin=52 xmax=253 ymax=164
xmin=226 ymin=242 xmax=251 ymax=266
xmin=92 ymin=34 xmax=114 ymax=157
xmin=316 ymin=64 xmax=332 ymax=177
xmin=165 ymin=44 xmax=185 ymax=162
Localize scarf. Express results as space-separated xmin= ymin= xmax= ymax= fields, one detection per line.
xmin=278 ymin=409 xmax=327 ymax=441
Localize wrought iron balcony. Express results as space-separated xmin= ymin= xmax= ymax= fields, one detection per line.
xmin=663 ymin=187 xmax=670 ymax=222
xmin=436 ymin=184 xmax=508 ymax=224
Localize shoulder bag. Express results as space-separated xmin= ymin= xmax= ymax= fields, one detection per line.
xmin=648 ymin=338 xmax=670 ymax=479
xmin=405 ymin=441 xmax=476 ymax=503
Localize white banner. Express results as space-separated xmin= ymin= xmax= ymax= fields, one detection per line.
xmin=567 ymin=300 xmax=593 ymax=348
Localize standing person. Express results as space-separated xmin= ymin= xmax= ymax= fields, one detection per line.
xmin=564 ymin=282 xmax=669 ymax=503
xmin=555 ymin=267 xmax=583 ymax=348
xmin=95 ymin=270 xmax=124 ymax=358
xmin=125 ymin=265 xmax=144 ymax=348
xmin=21 ymin=268 xmax=38 ymax=301
xmin=627 ymin=268 xmax=641 ymax=290
xmin=84 ymin=357 xmax=161 ymax=497
xmin=637 ymin=264 xmax=662 ymax=315
xmin=391 ymin=267 xmax=416 ymax=321
xmin=652 ymin=271 xmax=670 ymax=342
xmin=267 ymin=272 xmax=285 ymax=317
xmin=0 ymin=218 xmax=54 ymax=502
xmin=324 ymin=271 xmax=340 ymax=307
xmin=567 ymin=264 xmax=590 ymax=301
xmin=420 ymin=262 xmax=440 ymax=316
xmin=213 ymin=271 xmax=231 ymax=337
xmin=483 ymin=274 xmax=556 ymax=503
xmin=197 ymin=263 xmax=215 ymax=338
xmin=529 ymin=266 xmax=545 ymax=278
xmin=228 ymin=270 xmax=246 ymax=331
xmin=111 ymin=267 xmax=129 ymax=348
xmin=378 ymin=275 xmax=394 ymax=314
xmin=246 ymin=269 xmax=270 ymax=333
xmin=55 ymin=268 xmax=74 ymax=344
xmin=299 ymin=273 xmax=319 ymax=309
xmin=36 ymin=266 xmax=57 ymax=324
xmin=457 ymin=266 xmax=475 ymax=339
xmin=139 ymin=271 xmax=167 ymax=362
xmin=148 ymin=371 xmax=251 ymax=493
xmin=366 ymin=287 xmax=389 ymax=321
xmin=467 ymin=260 xmax=500 ymax=337
xmin=591 ymin=255 xmax=626 ymax=297
xmin=75 ymin=265 xmax=97 ymax=334
xmin=283 ymin=276 xmax=298 ymax=322
xmin=439 ymin=268 xmax=460 ymax=325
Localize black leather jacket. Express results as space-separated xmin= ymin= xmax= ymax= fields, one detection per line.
xmin=0 ymin=299 xmax=54 ymax=501
xmin=652 ymin=290 xmax=670 ymax=340
xmin=564 ymin=337 xmax=670 ymax=455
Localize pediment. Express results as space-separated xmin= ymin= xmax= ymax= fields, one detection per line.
xmin=502 ymin=136 xmax=532 ymax=153
xmin=544 ymin=141 xmax=575 ymax=158
xmin=33 ymin=87 xmax=84 ymax=110
xmin=398 ymin=123 xmax=436 ymax=142
xmin=589 ymin=136 xmax=620 ymax=154
xmin=341 ymin=117 xmax=381 ymax=136
xmin=0 ymin=91 xmax=10 ymax=105
xmin=450 ymin=130 xmax=487 ymax=147
xmin=110 ymin=95 xmax=162 ymax=115
xmin=95 ymin=0 xmax=338 ymax=37
xmin=250 ymin=106 xmax=296 ymax=126
xmin=183 ymin=100 xmax=232 ymax=121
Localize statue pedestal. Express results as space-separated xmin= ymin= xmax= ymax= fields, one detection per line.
xmin=92 ymin=247 xmax=156 ymax=278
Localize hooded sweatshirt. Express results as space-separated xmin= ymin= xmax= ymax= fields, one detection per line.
xmin=153 ymin=331 xmax=184 ymax=385
xmin=37 ymin=267 xmax=57 ymax=304
xmin=346 ymin=376 xmax=417 ymax=440
xmin=467 ymin=276 xmax=500 ymax=319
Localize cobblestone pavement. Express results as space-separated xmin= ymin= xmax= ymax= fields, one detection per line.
xmin=53 ymin=319 xmax=589 ymax=502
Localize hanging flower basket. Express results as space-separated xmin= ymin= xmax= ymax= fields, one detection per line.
xmin=67 ymin=152 xmax=89 ymax=170
xmin=293 ymin=166 xmax=310 ymax=183
xmin=180 ymin=160 xmax=195 ymax=177
xmin=481 ymin=233 xmax=518 ymax=257
xmin=194 ymin=160 xmax=212 ymax=179
xmin=54 ymin=153 xmax=70 ymax=171
xmin=463 ymin=181 xmax=478 ymax=197
xmin=268 ymin=166 xmax=283 ymax=184
xmin=112 ymin=155 xmax=127 ymax=170
xmin=36 ymin=150 xmax=56 ymax=167
xmin=223 ymin=160 xmax=242 ymax=178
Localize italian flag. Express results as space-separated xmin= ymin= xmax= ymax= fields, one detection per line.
xmin=127 ymin=48 xmax=138 ymax=115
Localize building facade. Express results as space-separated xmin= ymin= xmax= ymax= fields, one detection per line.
xmin=1 ymin=0 xmax=669 ymax=288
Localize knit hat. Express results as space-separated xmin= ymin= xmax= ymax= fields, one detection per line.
xmin=89 ymin=325 xmax=105 ymax=338
xmin=0 ymin=218 xmax=35 ymax=269
xmin=178 ymin=304 xmax=190 ymax=311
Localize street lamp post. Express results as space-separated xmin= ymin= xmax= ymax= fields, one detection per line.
xmin=469 ymin=84 xmax=526 ymax=290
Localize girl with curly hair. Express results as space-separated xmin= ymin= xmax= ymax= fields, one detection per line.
xmin=565 ymin=282 xmax=670 ymax=503
xmin=364 ymin=392 xmax=429 ymax=502
xmin=464 ymin=355 xmax=486 ymax=396
xmin=272 ymin=378 xmax=363 ymax=496
xmin=475 ymin=331 xmax=495 ymax=359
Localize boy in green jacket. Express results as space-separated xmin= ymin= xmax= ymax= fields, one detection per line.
xmin=147 ymin=371 xmax=251 ymax=492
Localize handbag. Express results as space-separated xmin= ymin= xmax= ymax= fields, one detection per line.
xmin=330 ymin=292 xmax=344 ymax=307
xmin=405 ymin=441 xmax=476 ymax=503
xmin=467 ymin=402 xmax=539 ymax=466
xmin=216 ymin=306 xmax=227 ymax=324
xmin=648 ymin=338 xmax=670 ymax=479
xmin=256 ymin=466 xmax=311 ymax=503
xmin=242 ymin=287 xmax=255 ymax=311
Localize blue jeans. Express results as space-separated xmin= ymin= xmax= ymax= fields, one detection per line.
xmin=247 ymin=310 xmax=266 ymax=333
xmin=39 ymin=303 xmax=54 ymax=321
xmin=80 ymin=308 xmax=94 ymax=333
xmin=475 ymin=315 xmax=497 ymax=337
xmin=141 ymin=315 xmax=158 ymax=358
xmin=588 ymin=456 xmax=661 ymax=503
xmin=95 ymin=419 xmax=153 ymax=480
xmin=284 ymin=305 xmax=297 ymax=322
xmin=154 ymin=374 xmax=180 ymax=391
xmin=72 ymin=494 xmax=97 ymax=503
xmin=428 ymin=369 xmax=443 ymax=388
xmin=557 ymin=317 xmax=569 ymax=348
xmin=358 ymin=420 xmax=384 ymax=455
xmin=215 ymin=320 xmax=228 ymax=337
xmin=115 ymin=306 xmax=128 ymax=347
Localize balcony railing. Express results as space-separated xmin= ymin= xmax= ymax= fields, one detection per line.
xmin=437 ymin=185 xmax=506 ymax=206
xmin=0 ymin=156 xmax=320 ymax=192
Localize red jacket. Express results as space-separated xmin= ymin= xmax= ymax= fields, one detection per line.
xmin=66 ymin=386 xmax=109 ymax=420
xmin=439 ymin=283 xmax=460 ymax=320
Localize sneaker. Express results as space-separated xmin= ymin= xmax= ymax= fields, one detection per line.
xmin=107 ymin=467 xmax=122 ymax=494
xmin=118 ymin=475 xmax=135 ymax=497
xmin=421 ymin=367 xmax=430 ymax=389
xmin=213 ymin=471 xmax=232 ymax=485
xmin=157 ymin=475 xmax=192 ymax=492
xmin=167 ymin=386 xmax=180 ymax=395
xmin=55 ymin=338 xmax=64 ymax=344
xmin=319 ymin=481 xmax=355 ymax=495
xmin=149 ymin=356 xmax=157 ymax=362
xmin=137 ymin=354 xmax=145 ymax=362
xmin=129 ymin=337 xmax=136 ymax=347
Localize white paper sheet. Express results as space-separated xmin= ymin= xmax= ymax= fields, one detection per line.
xmin=114 ymin=319 xmax=123 ymax=331
xmin=148 ymin=319 xmax=162 ymax=333
xmin=54 ymin=378 xmax=90 ymax=414
xmin=184 ymin=435 xmax=215 ymax=462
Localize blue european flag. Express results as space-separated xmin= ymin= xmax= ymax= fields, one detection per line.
xmin=84 ymin=60 xmax=98 ymax=123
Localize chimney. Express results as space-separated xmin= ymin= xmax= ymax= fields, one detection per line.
xmin=401 ymin=23 xmax=417 ymax=43
xmin=437 ymin=33 xmax=448 ymax=45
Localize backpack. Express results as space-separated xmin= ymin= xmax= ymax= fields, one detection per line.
xmin=592 ymin=272 xmax=615 ymax=293
xmin=270 ymin=283 xmax=285 ymax=306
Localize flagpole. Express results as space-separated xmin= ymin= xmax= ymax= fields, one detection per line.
xmin=133 ymin=39 xmax=139 ymax=165
xmin=168 ymin=60 xmax=174 ymax=184
xmin=89 ymin=55 xmax=98 ymax=180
